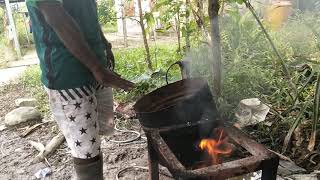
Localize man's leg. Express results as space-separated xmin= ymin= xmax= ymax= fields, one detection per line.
xmin=95 ymin=85 xmax=115 ymax=136
xmin=45 ymin=86 xmax=103 ymax=180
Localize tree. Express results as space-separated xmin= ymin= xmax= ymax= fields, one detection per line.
xmin=137 ymin=0 xmax=153 ymax=71
xmin=209 ymin=0 xmax=222 ymax=97
xmin=185 ymin=0 xmax=191 ymax=51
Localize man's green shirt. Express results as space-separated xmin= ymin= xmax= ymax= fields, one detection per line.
xmin=26 ymin=0 xmax=107 ymax=89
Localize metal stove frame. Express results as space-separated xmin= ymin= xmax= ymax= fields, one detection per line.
xmin=143 ymin=122 xmax=279 ymax=180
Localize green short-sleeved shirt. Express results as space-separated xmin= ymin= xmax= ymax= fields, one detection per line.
xmin=26 ymin=0 xmax=107 ymax=90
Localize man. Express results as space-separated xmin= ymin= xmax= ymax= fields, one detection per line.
xmin=26 ymin=0 xmax=134 ymax=179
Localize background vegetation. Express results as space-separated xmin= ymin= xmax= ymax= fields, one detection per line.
xmin=1 ymin=0 xmax=320 ymax=172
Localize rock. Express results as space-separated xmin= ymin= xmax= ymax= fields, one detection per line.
xmin=278 ymin=160 xmax=306 ymax=176
xmin=15 ymin=98 xmax=37 ymax=107
xmin=4 ymin=107 xmax=41 ymax=126
xmin=288 ymin=173 xmax=318 ymax=180
xmin=235 ymin=98 xmax=270 ymax=127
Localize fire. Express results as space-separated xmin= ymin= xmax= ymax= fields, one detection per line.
xmin=199 ymin=128 xmax=233 ymax=165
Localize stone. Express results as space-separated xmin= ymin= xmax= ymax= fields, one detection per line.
xmin=278 ymin=160 xmax=306 ymax=176
xmin=235 ymin=98 xmax=270 ymax=127
xmin=15 ymin=98 xmax=37 ymax=107
xmin=4 ymin=107 xmax=41 ymax=126
xmin=288 ymin=174 xmax=318 ymax=180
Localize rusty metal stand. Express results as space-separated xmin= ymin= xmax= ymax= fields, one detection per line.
xmin=144 ymin=124 xmax=279 ymax=180
xmin=261 ymin=156 xmax=280 ymax=180
xmin=147 ymin=133 xmax=159 ymax=180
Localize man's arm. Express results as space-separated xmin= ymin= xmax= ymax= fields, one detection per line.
xmin=99 ymin=28 xmax=115 ymax=70
xmin=37 ymin=2 xmax=133 ymax=90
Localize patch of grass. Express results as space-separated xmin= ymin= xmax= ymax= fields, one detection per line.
xmin=102 ymin=23 xmax=118 ymax=33
xmin=113 ymin=44 xmax=182 ymax=102
xmin=20 ymin=66 xmax=50 ymax=115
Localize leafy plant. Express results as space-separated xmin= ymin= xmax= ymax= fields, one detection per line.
xmin=97 ymin=0 xmax=117 ymax=26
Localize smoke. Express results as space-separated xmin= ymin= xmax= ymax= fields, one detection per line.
xmin=179 ymin=0 xmax=320 ymax=119
xmin=183 ymin=44 xmax=214 ymax=81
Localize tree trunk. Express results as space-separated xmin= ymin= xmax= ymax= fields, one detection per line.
xmin=193 ymin=0 xmax=211 ymax=43
xmin=208 ymin=0 xmax=222 ymax=97
xmin=197 ymin=0 xmax=204 ymax=25
xmin=175 ymin=14 xmax=182 ymax=53
xmin=137 ymin=0 xmax=153 ymax=71
xmin=185 ymin=0 xmax=191 ymax=52
xmin=120 ymin=1 xmax=128 ymax=47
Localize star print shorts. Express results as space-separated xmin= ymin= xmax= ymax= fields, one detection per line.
xmin=45 ymin=84 xmax=114 ymax=159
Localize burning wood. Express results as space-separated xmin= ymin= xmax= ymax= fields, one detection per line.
xmin=199 ymin=128 xmax=233 ymax=165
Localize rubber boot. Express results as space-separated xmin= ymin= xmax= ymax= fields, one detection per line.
xmin=73 ymin=154 xmax=103 ymax=180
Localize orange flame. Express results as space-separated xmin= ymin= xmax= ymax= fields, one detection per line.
xmin=199 ymin=129 xmax=233 ymax=165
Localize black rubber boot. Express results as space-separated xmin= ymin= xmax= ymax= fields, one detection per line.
xmin=73 ymin=154 xmax=103 ymax=180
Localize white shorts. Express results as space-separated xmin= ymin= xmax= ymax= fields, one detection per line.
xmin=45 ymin=84 xmax=114 ymax=159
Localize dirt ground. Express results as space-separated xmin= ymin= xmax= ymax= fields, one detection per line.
xmin=0 ymin=83 xmax=173 ymax=180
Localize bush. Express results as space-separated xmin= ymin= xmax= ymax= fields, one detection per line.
xmin=97 ymin=0 xmax=116 ymax=24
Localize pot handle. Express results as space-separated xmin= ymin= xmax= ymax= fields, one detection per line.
xmin=165 ymin=61 xmax=191 ymax=85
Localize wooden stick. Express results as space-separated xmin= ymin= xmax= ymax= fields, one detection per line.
xmin=33 ymin=133 xmax=65 ymax=163
xmin=268 ymin=149 xmax=294 ymax=163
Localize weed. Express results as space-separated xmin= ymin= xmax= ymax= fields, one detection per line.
xmin=20 ymin=66 xmax=50 ymax=115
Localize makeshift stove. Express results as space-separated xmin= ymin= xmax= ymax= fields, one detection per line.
xmin=142 ymin=122 xmax=279 ymax=180
xmin=134 ymin=63 xmax=279 ymax=180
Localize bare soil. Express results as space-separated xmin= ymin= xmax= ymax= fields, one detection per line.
xmin=0 ymin=84 xmax=173 ymax=180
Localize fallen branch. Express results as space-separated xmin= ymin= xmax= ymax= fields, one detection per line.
xmin=29 ymin=140 xmax=45 ymax=153
xmin=269 ymin=149 xmax=294 ymax=163
xmin=21 ymin=122 xmax=49 ymax=137
xmin=31 ymin=133 xmax=65 ymax=163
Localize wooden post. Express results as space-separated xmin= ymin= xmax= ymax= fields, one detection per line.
xmin=4 ymin=0 xmax=21 ymax=59
xmin=208 ymin=0 xmax=222 ymax=97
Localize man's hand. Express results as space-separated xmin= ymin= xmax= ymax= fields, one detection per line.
xmin=93 ymin=67 xmax=134 ymax=91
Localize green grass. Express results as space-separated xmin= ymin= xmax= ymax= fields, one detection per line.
xmin=113 ymin=44 xmax=182 ymax=102
xmin=102 ymin=23 xmax=118 ymax=33
xmin=20 ymin=66 xmax=50 ymax=115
